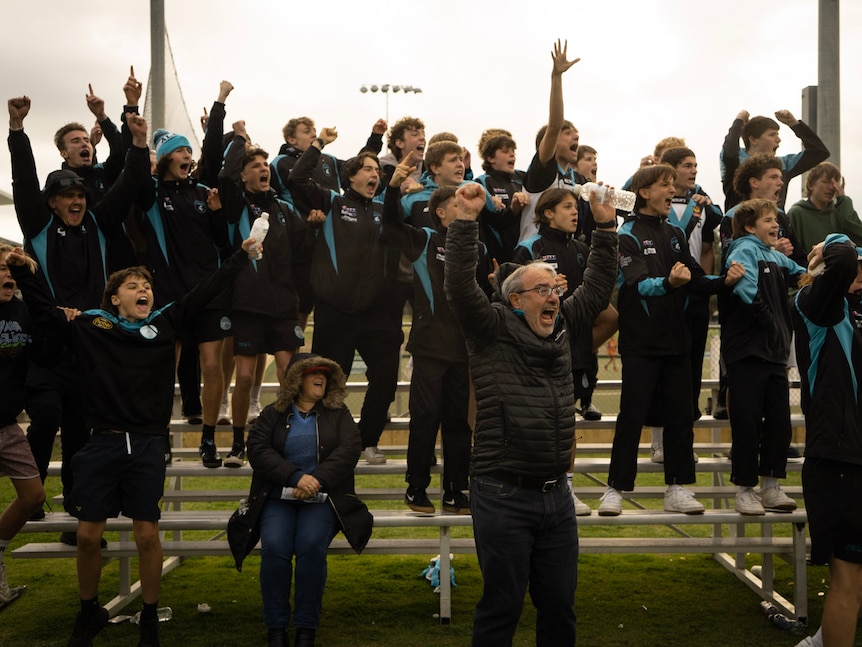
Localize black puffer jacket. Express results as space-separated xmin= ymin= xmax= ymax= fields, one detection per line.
xmin=444 ymin=219 xmax=618 ymax=478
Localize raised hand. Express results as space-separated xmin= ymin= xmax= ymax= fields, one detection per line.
xmin=318 ymin=127 xmax=338 ymax=146
xmin=8 ymin=96 xmax=31 ymax=129
xmin=551 ymin=38 xmax=580 ymax=77
xmin=372 ymin=118 xmax=387 ymax=135
xmin=86 ymin=84 xmax=107 ymax=121
xmin=390 ymin=150 xmax=418 ymax=188
xmin=123 ymin=65 xmax=143 ymax=106
xmin=774 ymin=109 xmax=798 ymax=126
xmin=126 ymin=112 xmax=148 ymax=148
xmin=217 ymin=80 xmax=234 ymax=103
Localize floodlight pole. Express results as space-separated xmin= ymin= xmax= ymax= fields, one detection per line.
xmin=817 ymin=0 xmax=840 ymax=165
xmin=150 ymin=0 xmax=166 ymax=133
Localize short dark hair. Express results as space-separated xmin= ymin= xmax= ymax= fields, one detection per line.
xmin=631 ymin=165 xmax=677 ymax=211
xmin=480 ymin=135 xmax=517 ymax=172
xmin=425 ymin=141 xmax=463 ymax=179
xmin=387 ymin=116 xmax=425 ymax=159
xmin=242 ymin=146 xmax=269 ymax=169
xmin=742 ymin=116 xmax=780 ymax=151
xmin=731 ymin=198 xmax=777 ymax=239
xmin=343 ymin=152 xmax=380 ymax=184
xmin=428 ymin=185 xmax=458 ymax=226
xmin=660 ymin=147 xmax=696 ymax=168
xmin=534 ymin=188 xmax=577 ymax=226
xmin=101 ymin=266 xmax=153 ymax=315
xmin=732 ymin=153 xmax=783 ymax=199
xmin=53 ymin=123 xmax=88 ymax=151
xmin=805 ymin=161 xmax=841 ymax=196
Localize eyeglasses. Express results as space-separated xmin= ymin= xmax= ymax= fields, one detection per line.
xmin=516 ymin=284 xmax=564 ymax=298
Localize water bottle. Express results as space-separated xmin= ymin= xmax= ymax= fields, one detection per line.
xmin=575 ymin=182 xmax=636 ymax=212
xmin=759 ymin=601 xmax=805 ymax=633
xmin=248 ymin=212 xmax=270 ymax=260
xmin=130 ymin=607 xmax=173 ymax=624
xmin=281 ymin=487 xmax=328 ymax=503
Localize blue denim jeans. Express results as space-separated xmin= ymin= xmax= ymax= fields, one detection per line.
xmin=470 ymin=475 xmax=579 ymax=646
xmin=259 ymin=498 xmax=337 ymax=630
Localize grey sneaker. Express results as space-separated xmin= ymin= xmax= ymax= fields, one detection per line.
xmin=363 ymin=446 xmax=386 ymax=465
xmin=735 ymin=487 xmax=765 ymax=515
xmin=598 ymin=488 xmax=622 ymax=516
xmin=760 ymin=485 xmax=797 ymax=512
xmin=664 ymin=485 xmax=705 ymax=514
xmin=572 ymin=493 xmax=592 ymax=516
xmin=650 ymin=444 xmax=664 ymax=463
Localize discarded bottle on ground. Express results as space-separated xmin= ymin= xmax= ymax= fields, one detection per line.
xmin=575 ymin=182 xmax=636 ymax=212
xmin=759 ymin=601 xmax=805 ymax=633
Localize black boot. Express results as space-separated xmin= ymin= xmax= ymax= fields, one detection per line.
xmin=267 ymin=627 xmax=288 ymax=647
xmin=295 ymin=628 xmax=316 ymax=647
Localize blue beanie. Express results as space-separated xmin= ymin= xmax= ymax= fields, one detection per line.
xmin=153 ymin=129 xmax=192 ymax=161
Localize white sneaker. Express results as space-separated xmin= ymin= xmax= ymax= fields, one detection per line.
xmin=247 ymin=399 xmax=262 ymax=424
xmin=735 ymin=487 xmax=765 ymax=515
xmin=0 ymin=562 xmax=23 ymax=605
xmin=598 ymin=488 xmax=622 ymax=516
xmin=692 ymin=450 xmax=699 ymax=463
xmin=794 ymin=632 xmax=823 ymax=647
xmin=572 ymin=493 xmax=592 ymax=516
xmin=363 ymin=446 xmax=386 ymax=465
xmin=760 ymin=485 xmax=797 ymax=512
xmin=217 ymin=401 xmax=231 ymax=425
xmin=650 ymin=444 xmax=664 ymax=463
xmin=664 ymin=485 xmax=705 ymax=514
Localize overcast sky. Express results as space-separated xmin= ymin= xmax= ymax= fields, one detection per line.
xmin=1 ymin=0 xmax=859 ymax=242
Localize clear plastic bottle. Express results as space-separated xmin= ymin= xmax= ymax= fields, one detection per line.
xmin=575 ymin=182 xmax=636 ymax=212
xmin=759 ymin=600 xmax=804 ymax=633
xmin=248 ymin=212 xmax=270 ymax=260
xmin=281 ymin=487 xmax=329 ymax=503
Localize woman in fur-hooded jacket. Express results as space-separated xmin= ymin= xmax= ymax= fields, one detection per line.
xmin=242 ymin=353 xmax=371 ymax=647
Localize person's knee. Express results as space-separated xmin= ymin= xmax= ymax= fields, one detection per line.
xmin=77 ymin=526 xmax=105 ymax=552
xmin=18 ymin=480 xmax=46 ymax=511
xmin=134 ymin=523 xmax=161 ymax=552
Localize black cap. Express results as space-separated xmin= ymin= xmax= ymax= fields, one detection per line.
xmin=43 ymin=170 xmax=86 ymax=199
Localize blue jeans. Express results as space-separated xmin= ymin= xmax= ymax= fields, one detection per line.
xmin=470 ymin=475 xmax=579 ymax=647
xmin=259 ymin=498 xmax=337 ymax=630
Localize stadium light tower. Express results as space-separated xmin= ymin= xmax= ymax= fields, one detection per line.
xmin=359 ymin=84 xmax=423 ymax=123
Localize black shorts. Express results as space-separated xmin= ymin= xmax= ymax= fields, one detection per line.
xmin=66 ymin=431 xmax=166 ymax=522
xmin=188 ymin=309 xmax=233 ymax=345
xmin=803 ymin=457 xmax=862 ymax=565
xmin=231 ymin=311 xmax=304 ymax=356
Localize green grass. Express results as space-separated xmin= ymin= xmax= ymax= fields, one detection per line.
xmin=1 ymin=467 xmax=855 ymax=645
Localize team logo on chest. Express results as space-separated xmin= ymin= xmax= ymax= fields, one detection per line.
xmin=194 ymin=200 xmax=206 ymax=214
xmin=670 ymin=237 xmax=682 ymax=254
xmin=541 ymin=254 xmax=559 ymax=270
xmin=643 ymin=240 xmax=657 ymax=256
xmin=340 ymin=206 xmax=358 ymax=223
xmin=140 ymin=324 xmax=158 ymax=340
xmin=92 ymin=317 xmax=113 ymax=330
xmin=435 ymin=245 xmax=446 ymax=262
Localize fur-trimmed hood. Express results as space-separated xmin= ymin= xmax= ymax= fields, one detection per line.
xmin=275 ymin=354 xmax=347 ymax=412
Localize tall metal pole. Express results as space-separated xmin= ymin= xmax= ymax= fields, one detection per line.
xmin=150 ymin=0 xmax=166 ymax=133
xmin=818 ymin=0 xmax=840 ymax=165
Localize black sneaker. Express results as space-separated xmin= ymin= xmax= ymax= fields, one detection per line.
xmin=579 ymin=403 xmax=602 ymax=421
xmin=29 ymin=506 xmax=46 ymax=521
xmin=68 ymin=607 xmax=109 ymax=647
xmin=442 ymin=490 xmax=471 ymax=515
xmin=199 ymin=439 xmax=222 ymax=468
xmin=712 ymin=405 xmax=729 ymax=420
xmin=404 ymin=486 xmax=435 ymax=513
xmin=787 ymin=445 xmax=802 ymax=459
xmin=138 ymin=618 xmax=160 ymax=647
xmin=224 ymin=441 xmax=246 ymax=468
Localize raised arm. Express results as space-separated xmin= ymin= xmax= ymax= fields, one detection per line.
xmin=537 ymin=39 xmax=579 ymax=165
xmin=383 ymin=151 xmax=426 ymax=261
xmin=8 ymin=96 xmax=52 ymax=239
xmin=774 ymin=110 xmax=830 ymax=180
xmin=199 ymin=80 xmax=233 ymax=188
xmin=445 ymin=184 xmax=498 ymax=345
xmin=86 ymin=83 xmax=124 ymax=185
